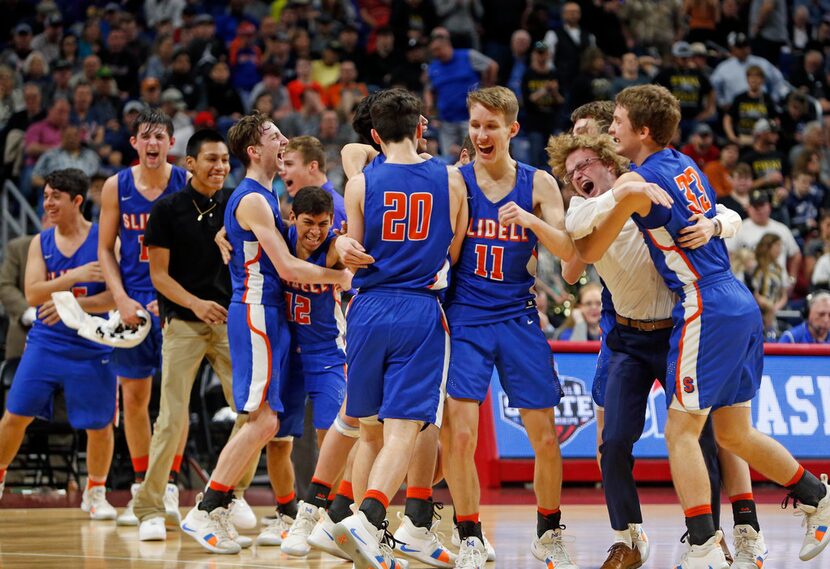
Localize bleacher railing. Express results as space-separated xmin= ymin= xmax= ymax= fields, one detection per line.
xmin=1 ymin=180 xmax=40 ymax=260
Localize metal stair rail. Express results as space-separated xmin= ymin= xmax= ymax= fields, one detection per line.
xmin=1 ymin=179 xmax=40 ymax=260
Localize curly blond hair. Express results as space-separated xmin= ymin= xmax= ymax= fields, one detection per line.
xmin=546 ymin=133 xmax=629 ymax=181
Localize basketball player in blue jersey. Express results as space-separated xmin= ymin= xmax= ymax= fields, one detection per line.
xmin=573 ymin=84 xmax=830 ymax=568
xmin=0 ymin=169 xmax=118 ymax=519
xmin=549 ymin=133 xmax=768 ymax=569
xmin=98 ymin=108 xmax=188 ymax=525
xmin=329 ymin=88 xmax=467 ymax=569
xmin=441 ymin=86 xmax=578 ymax=569
xmin=255 ymin=186 xmax=353 ymax=551
xmin=332 ymin=92 xmax=459 ymax=569
xmin=179 ymin=112 xmax=352 ymax=555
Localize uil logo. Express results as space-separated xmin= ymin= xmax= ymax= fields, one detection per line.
xmin=498 ymin=376 xmax=596 ymax=447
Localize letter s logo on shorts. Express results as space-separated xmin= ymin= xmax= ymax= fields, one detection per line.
xmin=682 ymin=376 xmax=696 ymax=393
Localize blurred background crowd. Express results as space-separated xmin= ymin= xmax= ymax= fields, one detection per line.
xmin=1 ymin=0 xmax=830 ymax=345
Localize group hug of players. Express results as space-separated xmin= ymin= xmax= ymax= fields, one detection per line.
xmin=1 ymin=82 xmax=829 ymax=569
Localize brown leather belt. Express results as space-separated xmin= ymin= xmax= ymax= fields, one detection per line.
xmin=615 ymin=314 xmax=673 ymax=331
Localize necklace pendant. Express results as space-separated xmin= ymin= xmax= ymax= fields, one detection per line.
xmin=197 ymin=214 xmax=203 ymax=221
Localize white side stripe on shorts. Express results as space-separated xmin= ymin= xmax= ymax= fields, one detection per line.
xmin=243 ymin=304 xmax=272 ymax=412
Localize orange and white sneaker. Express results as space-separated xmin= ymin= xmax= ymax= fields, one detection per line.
xmin=630 ymin=523 xmax=650 ymax=563
xmin=393 ymin=513 xmax=456 ymax=568
xmin=731 ymin=525 xmax=767 ymax=568
xmin=81 ymin=485 xmax=117 ymax=521
xmin=796 ymin=473 xmax=830 ymax=561
xmin=531 ymin=528 xmax=580 ymax=569
xmin=180 ymin=494 xmax=240 ymax=554
xmin=674 ymin=530 xmax=729 ymax=569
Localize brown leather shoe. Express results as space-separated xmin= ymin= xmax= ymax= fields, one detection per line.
xmin=600 ymin=542 xmax=643 ymax=569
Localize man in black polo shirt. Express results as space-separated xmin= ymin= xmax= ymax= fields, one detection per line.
xmin=132 ymin=129 xmax=252 ymax=543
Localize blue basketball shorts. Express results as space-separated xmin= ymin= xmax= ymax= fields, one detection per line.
xmin=447 ymin=313 xmax=562 ymax=409
xmin=111 ymin=288 xmax=162 ymax=379
xmin=345 ymin=290 xmax=449 ymax=426
xmin=7 ymin=342 xmax=116 ymax=430
xmin=666 ymin=277 xmax=763 ymax=412
xmin=227 ymin=302 xmax=291 ymax=414
xmin=277 ymin=343 xmax=347 ymax=437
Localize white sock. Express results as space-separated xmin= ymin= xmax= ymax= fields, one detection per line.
xmin=613 ymin=529 xmax=632 ymax=548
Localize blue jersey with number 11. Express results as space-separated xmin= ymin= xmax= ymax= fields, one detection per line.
xmin=353 ymin=159 xmax=453 ymax=292
xmin=117 ymin=165 xmax=187 ymax=292
xmin=445 ymin=161 xmax=538 ymax=325
xmin=632 ymin=148 xmax=731 ymax=292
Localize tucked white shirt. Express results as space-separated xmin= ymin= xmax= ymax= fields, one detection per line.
xmin=567 ymin=195 xmax=743 ymax=321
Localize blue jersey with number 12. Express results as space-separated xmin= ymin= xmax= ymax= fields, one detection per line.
xmin=632 ymin=148 xmax=731 ymax=292
xmin=353 ymin=159 xmax=453 ymax=292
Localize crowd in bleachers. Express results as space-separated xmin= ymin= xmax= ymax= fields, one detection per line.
xmin=1 ymin=0 xmax=829 ymax=342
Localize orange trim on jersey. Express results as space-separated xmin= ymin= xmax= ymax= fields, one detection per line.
xmin=645 ymin=229 xmax=703 ymax=407
xmin=241 ymin=245 xmax=262 ymax=303
xmin=247 ymin=304 xmax=273 ymax=409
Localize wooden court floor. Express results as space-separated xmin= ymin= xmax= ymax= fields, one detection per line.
xmin=1 ymin=501 xmax=828 ymax=568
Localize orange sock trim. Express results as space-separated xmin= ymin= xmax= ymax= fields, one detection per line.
xmin=684 ymin=504 xmax=712 ymax=518
xmin=337 ymin=480 xmax=354 ymax=500
xmin=131 ymin=455 xmax=149 ymax=472
xmin=457 ymin=513 xmax=480 ymax=524
xmin=538 ymin=507 xmax=560 ymax=517
xmin=208 ymin=480 xmax=233 ymax=493
xmin=171 ymin=454 xmax=183 ymax=473
xmin=277 ymin=491 xmax=296 ymax=505
xmin=786 ymin=465 xmax=805 ymax=487
xmin=364 ymin=489 xmax=390 ymax=509
xmin=729 ymin=493 xmax=754 ymax=503
xmin=0 ymin=468 xmax=6 ymax=482
xmin=406 ymin=486 xmax=433 ymax=501
xmin=311 ymin=476 xmax=332 ymax=488
xmin=328 ymin=492 xmax=337 ymax=502
xmin=87 ymin=479 xmax=106 ymax=489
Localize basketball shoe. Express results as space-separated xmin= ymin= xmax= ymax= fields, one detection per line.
xmin=116 ymin=483 xmax=140 ymax=526
xmin=139 ymin=516 xmax=167 ymax=541
xmin=333 ymin=511 xmax=408 ymax=569
xmin=164 ymin=483 xmax=180 ymax=524
xmin=455 ymin=536 xmax=486 ymax=569
xmin=281 ymin=501 xmax=319 ymax=556
xmin=452 ymin=525 xmax=496 ymax=561
xmin=630 ymin=523 xmax=650 ymax=562
xmin=180 ymin=494 xmax=241 ymax=554
xmin=675 ymin=530 xmax=729 ymax=569
xmin=731 ymin=525 xmax=767 ymax=568
xmin=393 ymin=513 xmax=455 ymax=568
xmin=230 ymin=496 xmax=257 ymax=530
xmin=796 ymin=473 xmax=830 ymax=561
xmin=308 ymin=507 xmax=352 ymax=560
xmin=531 ymin=527 xmax=580 ymax=568
xmin=256 ymin=511 xmax=293 ymax=546
xmin=81 ymin=485 xmax=117 ymax=520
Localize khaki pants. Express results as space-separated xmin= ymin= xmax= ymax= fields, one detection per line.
xmin=133 ymin=318 xmax=257 ymax=522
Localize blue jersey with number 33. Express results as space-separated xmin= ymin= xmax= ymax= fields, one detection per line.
xmin=632 ymin=148 xmax=731 ymax=292
xmin=353 ymin=159 xmax=453 ymax=292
